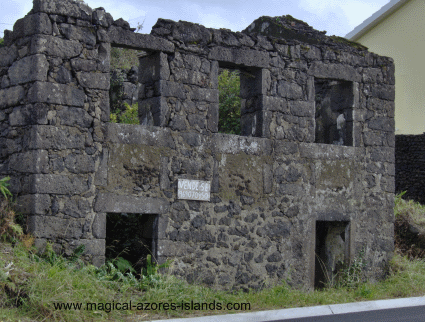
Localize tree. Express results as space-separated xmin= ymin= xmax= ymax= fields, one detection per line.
xmin=218 ymin=69 xmax=241 ymax=135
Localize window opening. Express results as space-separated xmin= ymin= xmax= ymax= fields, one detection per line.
xmin=315 ymin=221 xmax=350 ymax=289
xmin=109 ymin=47 xmax=141 ymax=124
xmin=106 ymin=213 xmax=157 ymax=275
xmin=314 ymin=79 xmax=353 ymax=146
xmin=218 ymin=68 xmax=241 ymax=135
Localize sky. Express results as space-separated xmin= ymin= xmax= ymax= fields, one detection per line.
xmin=0 ymin=0 xmax=390 ymax=39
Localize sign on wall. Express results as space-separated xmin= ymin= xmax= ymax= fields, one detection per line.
xmin=178 ymin=179 xmax=211 ymax=201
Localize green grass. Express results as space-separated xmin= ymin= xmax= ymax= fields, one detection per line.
xmin=1 ymin=192 xmax=425 ymax=321
xmin=395 ymin=191 xmax=425 ymax=226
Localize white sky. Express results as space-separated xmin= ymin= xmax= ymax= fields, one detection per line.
xmin=0 ymin=0 xmax=390 ymax=39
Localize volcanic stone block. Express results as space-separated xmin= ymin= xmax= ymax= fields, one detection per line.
xmin=69 ymin=239 xmax=105 ymax=256
xmin=139 ymin=52 xmax=170 ymax=83
xmin=370 ymin=84 xmax=395 ymax=101
xmin=370 ymin=147 xmax=395 ymax=163
xmin=33 ymin=0 xmax=93 ymax=20
xmin=367 ymin=117 xmax=394 ymax=132
xmin=94 ymin=148 xmax=108 ymax=186
xmin=28 ymin=82 xmax=85 ymax=107
xmin=277 ymin=81 xmax=304 ymax=100
xmin=107 ymin=26 xmax=174 ymax=52
xmin=92 ymin=213 xmax=106 ymax=239
xmin=64 ymin=154 xmax=95 ymax=173
xmin=154 ymin=80 xmax=186 ymax=99
xmin=59 ymin=23 xmax=96 ymax=46
xmin=210 ymin=134 xmax=272 ymax=155
xmin=15 ymin=194 xmax=51 ymax=215
xmin=8 ymin=54 xmax=49 ymax=85
xmin=0 ymin=45 xmax=18 ymax=67
xmin=363 ymin=131 xmax=384 ymax=146
xmin=208 ymin=47 xmax=270 ymax=68
xmin=24 ymin=125 xmax=86 ymax=150
xmin=9 ymin=150 xmax=49 ymax=173
xmin=288 ymin=101 xmax=314 ymax=117
xmin=30 ymin=35 xmax=83 ymax=59
xmin=92 ymin=8 xmax=114 ymax=27
xmin=94 ymin=193 xmax=169 ymax=214
xmin=309 ymin=62 xmax=362 ymax=82
xmin=63 ymin=198 xmax=91 ymax=218
xmin=105 ymin=123 xmax=176 ymax=148
xmin=28 ymin=215 xmax=84 ymax=239
xmin=189 ymin=87 xmax=219 ymax=103
xmin=138 ymin=96 xmax=169 ymax=126
xmin=12 ymin=13 xmax=52 ymax=39
xmin=56 ymin=106 xmax=93 ymax=128
xmin=22 ymin=174 xmax=88 ymax=195
xmin=0 ymin=86 xmax=25 ymax=108
xmin=76 ymin=72 xmax=109 ymax=90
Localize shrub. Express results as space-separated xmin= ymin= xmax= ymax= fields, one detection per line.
xmin=218 ymin=69 xmax=241 ymax=134
xmin=110 ymin=102 xmax=139 ymax=124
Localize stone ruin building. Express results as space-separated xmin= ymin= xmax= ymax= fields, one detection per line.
xmin=0 ymin=0 xmax=395 ymax=290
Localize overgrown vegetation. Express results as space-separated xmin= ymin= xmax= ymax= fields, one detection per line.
xmin=1 ymin=188 xmax=425 ymax=321
xmin=109 ymin=47 xmax=140 ymax=124
xmin=110 ymin=102 xmax=139 ymax=124
xmin=110 ymin=47 xmax=140 ymax=71
xmin=394 ymin=191 xmax=425 ymax=258
xmin=218 ymin=69 xmax=241 ymax=135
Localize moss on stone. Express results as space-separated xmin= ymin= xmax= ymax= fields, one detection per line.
xmin=218 ymin=153 xmax=271 ymax=203
xmin=316 ymin=160 xmax=356 ymax=190
xmin=330 ymin=36 xmax=368 ymax=51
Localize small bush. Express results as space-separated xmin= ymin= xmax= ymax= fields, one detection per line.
xmin=335 ymin=248 xmax=366 ymax=289
xmin=110 ymin=102 xmax=139 ymax=124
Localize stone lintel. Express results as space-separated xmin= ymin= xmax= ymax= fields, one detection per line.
xmin=94 ymin=192 xmax=169 ymax=214
xmin=105 ymin=123 xmax=176 ymax=148
xmin=208 ymin=46 xmax=270 ymax=68
xmin=108 ymin=26 xmax=174 ymax=53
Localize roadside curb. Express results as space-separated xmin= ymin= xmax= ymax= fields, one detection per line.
xmin=148 ymin=296 xmax=425 ymax=322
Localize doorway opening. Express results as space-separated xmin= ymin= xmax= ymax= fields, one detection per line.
xmin=106 ymin=213 xmax=158 ymax=274
xmin=315 ymin=220 xmax=350 ymax=289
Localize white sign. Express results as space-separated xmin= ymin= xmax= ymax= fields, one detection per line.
xmin=178 ymin=179 xmax=211 ymax=201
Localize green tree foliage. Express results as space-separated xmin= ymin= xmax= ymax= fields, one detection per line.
xmin=218 ymin=69 xmax=241 ymax=135
xmin=109 ymin=47 xmax=140 ymax=122
xmin=110 ymin=102 xmax=139 ymax=124
xmin=0 ymin=38 xmax=4 ymax=48
xmin=110 ymin=47 xmax=140 ymax=70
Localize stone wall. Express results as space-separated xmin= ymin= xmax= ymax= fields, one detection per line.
xmin=0 ymin=0 xmax=395 ymax=290
xmin=395 ymin=134 xmax=425 ymax=204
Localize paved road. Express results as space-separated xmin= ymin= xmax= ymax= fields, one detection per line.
xmin=269 ymin=305 xmax=425 ymax=322
xmin=150 ymin=297 xmax=425 ymax=322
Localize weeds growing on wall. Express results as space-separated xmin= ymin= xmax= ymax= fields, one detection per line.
xmin=335 ymin=248 xmax=366 ymax=289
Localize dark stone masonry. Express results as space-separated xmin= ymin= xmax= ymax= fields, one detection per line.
xmin=0 ymin=0 xmax=395 ymax=290
xmin=395 ymin=134 xmax=425 ymax=204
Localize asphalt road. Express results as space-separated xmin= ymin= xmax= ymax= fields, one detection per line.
xmin=269 ymin=305 xmax=425 ymax=322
